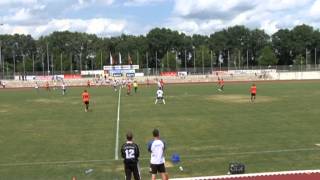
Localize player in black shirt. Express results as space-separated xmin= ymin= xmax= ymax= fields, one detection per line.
xmin=121 ymin=131 xmax=141 ymax=180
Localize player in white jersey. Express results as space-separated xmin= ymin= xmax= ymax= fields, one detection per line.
xmin=61 ymin=82 xmax=66 ymax=95
xmin=112 ymin=80 xmax=118 ymax=91
xmin=155 ymin=88 xmax=165 ymax=104
xmin=34 ymin=82 xmax=39 ymax=93
xmin=147 ymin=129 xmax=168 ymax=180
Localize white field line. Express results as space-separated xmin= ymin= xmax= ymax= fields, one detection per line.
xmin=115 ymin=87 xmax=121 ymax=160
xmin=0 ymin=147 xmax=319 ymax=167
xmin=170 ymin=169 xmax=320 ymax=180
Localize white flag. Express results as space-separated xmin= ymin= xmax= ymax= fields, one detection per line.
xmin=219 ymin=53 xmax=224 ymax=64
xmin=119 ymin=52 xmax=122 ymax=64
xmin=110 ymin=52 xmax=113 ymax=65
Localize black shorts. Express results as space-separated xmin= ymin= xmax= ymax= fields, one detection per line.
xmin=251 ymin=93 xmax=256 ymax=96
xmin=84 ymin=101 xmax=89 ymax=105
xmin=149 ymin=163 xmax=166 ymax=174
xmin=157 ymin=97 xmax=163 ymax=100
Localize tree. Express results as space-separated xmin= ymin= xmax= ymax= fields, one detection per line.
xmin=293 ymin=54 xmax=305 ymax=65
xmin=258 ymin=46 xmax=278 ymax=66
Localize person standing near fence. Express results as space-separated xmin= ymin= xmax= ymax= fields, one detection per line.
xmin=121 ymin=131 xmax=141 ymax=180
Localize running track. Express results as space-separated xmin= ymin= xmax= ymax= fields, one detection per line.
xmin=172 ymin=170 xmax=320 ymax=180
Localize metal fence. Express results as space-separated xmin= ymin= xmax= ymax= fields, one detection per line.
xmin=1 ymin=64 xmax=320 ymax=80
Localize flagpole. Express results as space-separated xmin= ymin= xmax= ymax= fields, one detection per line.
xmin=202 ymin=47 xmax=204 ymax=75
xmin=51 ymin=53 xmax=54 ymax=75
xmin=32 ymin=54 xmax=35 ymax=75
xmin=246 ymin=49 xmax=249 ymax=70
xmin=137 ymin=50 xmax=139 ymax=67
xmin=166 ymin=51 xmax=169 ymax=71
xmin=70 ymin=54 xmax=72 ymax=74
xmin=210 ymin=50 xmax=213 ymax=73
xmin=193 ymin=48 xmax=196 ymax=74
xmin=155 ymin=51 xmax=158 ymax=75
xmin=60 ymin=53 xmax=62 ymax=74
xmin=175 ymin=51 xmax=178 ymax=71
xmin=315 ymin=48 xmax=317 ymax=69
xmin=100 ymin=51 xmax=102 ymax=69
xmin=228 ymin=50 xmax=230 ymax=71
xmin=184 ymin=49 xmax=187 ymax=72
xmin=306 ymin=48 xmax=307 ymax=66
xmin=146 ymin=52 xmax=149 ymax=76
xmin=46 ymin=42 xmax=49 ymax=75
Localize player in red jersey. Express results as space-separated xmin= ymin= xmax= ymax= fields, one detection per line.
xmin=160 ymin=79 xmax=164 ymax=90
xmin=82 ymin=89 xmax=90 ymax=112
xmin=127 ymin=81 xmax=132 ymax=96
xmin=250 ymin=83 xmax=257 ymax=102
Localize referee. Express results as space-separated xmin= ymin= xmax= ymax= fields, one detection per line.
xmin=121 ymin=131 xmax=141 ymax=180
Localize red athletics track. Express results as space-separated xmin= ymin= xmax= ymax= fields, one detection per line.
xmin=171 ymin=170 xmax=320 ymax=180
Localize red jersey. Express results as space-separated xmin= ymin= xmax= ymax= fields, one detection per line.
xmin=160 ymin=79 xmax=164 ymax=87
xmin=251 ymin=86 xmax=257 ymax=94
xmin=82 ymin=92 xmax=90 ymax=102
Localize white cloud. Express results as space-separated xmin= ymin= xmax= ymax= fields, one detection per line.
xmin=73 ymin=0 xmax=114 ymax=9
xmin=0 ymin=0 xmax=38 ymax=6
xmin=309 ymin=0 xmax=320 ymax=18
xmin=170 ymin=0 xmax=319 ymax=35
xmin=3 ymin=8 xmax=33 ymax=22
xmin=124 ymin=0 xmax=165 ymax=6
xmin=0 ymin=18 xmax=127 ymax=38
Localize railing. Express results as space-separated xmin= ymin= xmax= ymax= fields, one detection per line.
xmin=1 ymin=65 xmax=320 ymax=80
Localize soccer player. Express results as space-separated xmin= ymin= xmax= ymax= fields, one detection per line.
xmin=148 ymin=129 xmax=169 ymax=180
xmin=250 ymin=83 xmax=257 ymax=102
xmin=133 ymin=81 xmax=138 ymax=93
xmin=157 ymin=80 xmax=162 ymax=90
xmin=34 ymin=82 xmax=39 ymax=92
xmin=220 ymin=78 xmax=224 ymax=91
xmin=216 ymin=77 xmax=221 ymax=90
xmin=45 ymin=81 xmax=50 ymax=91
xmin=82 ymin=89 xmax=90 ymax=112
xmin=61 ymin=82 xmax=66 ymax=95
xmin=127 ymin=81 xmax=132 ymax=96
xmin=160 ymin=79 xmax=164 ymax=90
xmin=112 ymin=79 xmax=118 ymax=91
xmin=87 ymin=80 xmax=91 ymax=88
xmin=2 ymin=81 xmax=6 ymax=88
xmin=121 ymin=132 xmax=141 ymax=180
xmin=155 ymin=88 xmax=165 ymax=104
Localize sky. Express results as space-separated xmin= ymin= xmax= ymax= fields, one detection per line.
xmin=0 ymin=0 xmax=320 ymax=38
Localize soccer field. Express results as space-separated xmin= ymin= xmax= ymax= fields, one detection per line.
xmin=1 ymin=81 xmax=320 ymax=180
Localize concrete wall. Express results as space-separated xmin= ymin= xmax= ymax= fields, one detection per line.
xmin=269 ymin=71 xmax=320 ymax=80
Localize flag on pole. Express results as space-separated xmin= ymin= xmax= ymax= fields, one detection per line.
xmin=119 ymin=52 xmax=122 ymax=64
xmin=219 ymin=53 xmax=224 ymax=64
xmin=110 ymin=52 xmax=113 ymax=65
xmin=128 ymin=54 xmax=133 ymax=65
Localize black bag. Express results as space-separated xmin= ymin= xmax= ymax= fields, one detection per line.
xmin=229 ymin=162 xmax=245 ymax=174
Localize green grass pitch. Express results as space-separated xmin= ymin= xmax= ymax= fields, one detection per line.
xmin=1 ymin=81 xmax=320 ymax=180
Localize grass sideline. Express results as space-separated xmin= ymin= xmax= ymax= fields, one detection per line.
xmin=1 ymin=81 xmax=320 ymax=179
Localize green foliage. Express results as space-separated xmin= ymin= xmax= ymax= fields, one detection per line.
xmin=293 ymin=54 xmax=306 ymax=65
xmin=1 ymin=24 xmax=320 ymax=72
xmin=258 ymin=46 xmax=278 ymax=65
